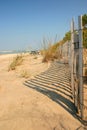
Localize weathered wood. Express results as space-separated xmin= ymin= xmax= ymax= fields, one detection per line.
xmin=78 ymin=15 xmax=83 ymax=119
xmin=71 ymin=19 xmax=75 ymax=99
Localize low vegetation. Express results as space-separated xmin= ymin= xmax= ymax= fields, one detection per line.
xmin=20 ymin=70 xmax=30 ymax=79
xmin=41 ymin=35 xmax=67 ymax=62
xmin=8 ymin=54 xmax=23 ymax=71
xmin=83 ymin=29 xmax=87 ymax=48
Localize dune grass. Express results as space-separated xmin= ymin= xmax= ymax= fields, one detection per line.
xmin=41 ymin=38 xmax=65 ymax=62
xmin=20 ymin=70 xmax=31 ymax=79
xmin=8 ymin=54 xmax=23 ymax=71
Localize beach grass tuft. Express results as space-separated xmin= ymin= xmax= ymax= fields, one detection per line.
xmin=20 ymin=70 xmax=30 ymax=78
xmin=8 ymin=54 xmax=23 ymax=71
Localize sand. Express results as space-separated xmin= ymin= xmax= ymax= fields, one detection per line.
xmin=0 ymin=53 xmax=83 ymax=130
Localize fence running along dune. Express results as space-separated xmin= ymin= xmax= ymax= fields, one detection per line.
xmin=55 ymin=16 xmax=87 ymax=124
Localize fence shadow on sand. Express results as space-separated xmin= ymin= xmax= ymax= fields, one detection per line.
xmin=24 ymin=61 xmax=83 ymax=123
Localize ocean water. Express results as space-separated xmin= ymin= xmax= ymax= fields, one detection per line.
xmin=0 ymin=50 xmax=29 ymax=55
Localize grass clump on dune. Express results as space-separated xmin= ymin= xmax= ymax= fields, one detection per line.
xmin=41 ymin=39 xmax=64 ymax=62
xmin=8 ymin=54 xmax=23 ymax=71
xmin=41 ymin=37 xmax=58 ymax=62
xmin=41 ymin=44 xmax=56 ymax=62
xmin=20 ymin=70 xmax=31 ymax=79
xmin=41 ymin=31 xmax=71 ymax=63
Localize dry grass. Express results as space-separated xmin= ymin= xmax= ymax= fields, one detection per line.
xmin=20 ymin=70 xmax=30 ymax=79
xmin=33 ymin=56 xmax=38 ymax=59
xmin=42 ymin=47 xmax=54 ymax=62
xmin=42 ymin=43 xmax=60 ymax=62
xmin=8 ymin=54 xmax=23 ymax=71
xmin=41 ymin=37 xmax=66 ymax=62
xmin=85 ymin=69 xmax=87 ymax=75
xmin=41 ymin=37 xmax=56 ymax=62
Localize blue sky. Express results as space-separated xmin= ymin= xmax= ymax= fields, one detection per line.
xmin=0 ymin=0 xmax=87 ymax=51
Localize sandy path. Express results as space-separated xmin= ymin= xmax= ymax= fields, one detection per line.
xmin=0 ymin=54 xmax=83 ymax=130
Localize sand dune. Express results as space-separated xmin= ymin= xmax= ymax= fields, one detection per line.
xmin=0 ymin=54 xmax=83 ymax=130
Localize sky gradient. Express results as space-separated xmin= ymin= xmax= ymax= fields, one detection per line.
xmin=0 ymin=0 xmax=87 ymax=51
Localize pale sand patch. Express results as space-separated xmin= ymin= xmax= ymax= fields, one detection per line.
xmin=0 ymin=54 xmax=82 ymax=130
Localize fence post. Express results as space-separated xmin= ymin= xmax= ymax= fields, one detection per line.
xmin=78 ymin=15 xmax=83 ymax=119
xmin=71 ymin=18 xmax=75 ymax=99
